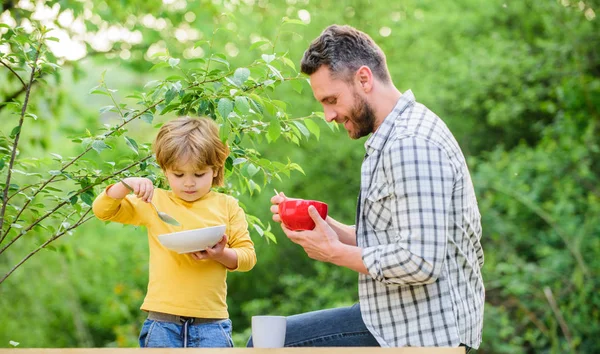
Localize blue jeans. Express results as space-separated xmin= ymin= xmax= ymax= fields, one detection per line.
xmin=246 ymin=304 xmax=473 ymax=352
xmin=247 ymin=303 xmax=380 ymax=347
xmin=139 ymin=318 xmax=234 ymax=348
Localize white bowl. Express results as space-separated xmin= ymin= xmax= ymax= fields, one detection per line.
xmin=158 ymin=225 xmax=226 ymax=254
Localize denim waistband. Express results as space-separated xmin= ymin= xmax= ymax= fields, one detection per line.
xmin=147 ymin=311 xmax=225 ymax=324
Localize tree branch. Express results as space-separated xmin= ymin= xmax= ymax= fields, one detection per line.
xmin=0 ymin=209 xmax=94 ymax=285
xmin=0 ymin=42 xmax=42 ymax=241
xmin=0 ymin=154 xmax=152 ymax=254
xmin=543 ymin=287 xmax=574 ymax=351
xmin=0 ymin=58 xmax=26 ymax=87
xmin=0 ymin=97 xmax=163 ymax=244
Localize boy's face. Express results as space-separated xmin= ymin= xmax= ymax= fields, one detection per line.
xmin=164 ymin=163 xmax=217 ymax=202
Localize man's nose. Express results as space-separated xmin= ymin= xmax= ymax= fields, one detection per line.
xmin=324 ymin=107 xmax=337 ymax=122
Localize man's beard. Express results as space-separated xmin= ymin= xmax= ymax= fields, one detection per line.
xmin=347 ymin=93 xmax=376 ymax=139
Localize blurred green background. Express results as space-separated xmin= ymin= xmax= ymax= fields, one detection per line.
xmin=1 ymin=0 xmax=599 ymax=353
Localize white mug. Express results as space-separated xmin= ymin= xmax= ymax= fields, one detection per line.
xmin=251 ymin=315 xmax=287 ymax=348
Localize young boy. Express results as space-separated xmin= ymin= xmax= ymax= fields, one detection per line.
xmin=92 ymin=117 xmax=257 ymax=348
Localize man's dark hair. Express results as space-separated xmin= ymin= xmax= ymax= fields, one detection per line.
xmin=300 ymin=24 xmax=391 ymax=84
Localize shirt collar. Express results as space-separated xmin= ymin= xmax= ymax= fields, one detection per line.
xmin=364 ymin=90 xmax=415 ymax=153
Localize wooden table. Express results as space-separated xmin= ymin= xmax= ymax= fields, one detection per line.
xmin=0 ymin=348 xmax=465 ymax=353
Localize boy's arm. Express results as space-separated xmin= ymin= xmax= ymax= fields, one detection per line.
xmin=225 ymin=198 xmax=257 ymax=272
xmin=203 ymin=236 xmax=239 ymax=269
xmin=92 ymin=184 xmax=144 ymax=226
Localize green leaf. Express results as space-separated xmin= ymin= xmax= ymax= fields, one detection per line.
xmin=99 ymin=105 xmax=114 ymax=114
xmin=234 ymin=67 xmax=251 ymax=83
xmin=89 ymin=89 xmax=110 ymax=96
xmin=290 ymin=78 xmax=304 ymax=94
xmin=25 ymin=112 xmax=38 ymax=120
xmin=289 ymin=162 xmax=305 ymax=175
xmin=233 ymin=157 xmax=247 ymax=165
xmin=304 ymin=119 xmax=321 ymax=140
xmin=141 ymin=112 xmax=154 ymax=124
xmin=165 ymin=88 xmax=177 ymax=104
xmin=9 ymin=126 xmax=21 ymax=138
xmin=193 ymin=40 xmax=209 ymax=48
xmin=149 ymin=62 xmax=170 ymax=72
xmin=248 ymin=179 xmax=261 ymax=194
xmin=249 ymin=40 xmax=270 ymax=51
xmin=246 ymin=163 xmax=260 ymax=178
xmin=235 ymin=96 xmax=250 ymax=114
xmin=144 ymin=80 xmax=161 ymax=88
xmin=80 ymin=191 xmax=94 ymax=206
xmin=292 ymin=121 xmax=310 ymax=138
xmin=48 ymin=170 xmax=62 ymax=176
xmin=168 ymin=58 xmax=180 ymax=68
xmin=281 ymin=57 xmax=296 ymax=71
xmin=225 ymin=156 xmax=233 ymax=171
xmin=267 ymin=64 xmax=284 ymax=81
xmin=282 ymin=17 xmax=307 ymax=26
xmin=218 ymin=98 xmax=233 ymax=119
xmin=253 ymin=223 xmax=265 ymax=237
xmin=267 ymin=120 xmax=281 ymax=143
xmin=210 ymin=55 xmax=230 ymax=68
xmin=219 ymin=120 xmax=231 ymax=142
xmin=261 ymin=54 xmax=276 ymax=63
xmin=92 ymin=140 xmax=110 ymax=153
xmin=124 ymin=136 xmax=139 ymax=154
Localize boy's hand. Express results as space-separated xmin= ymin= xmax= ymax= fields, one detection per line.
xmin=121 ymin=177 xmax=154 ymax=202
xmin=189 ymin=234 xmax=229 ymax=261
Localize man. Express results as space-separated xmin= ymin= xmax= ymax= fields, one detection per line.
xmin=258 ymin=24 xmax=485 ymax=351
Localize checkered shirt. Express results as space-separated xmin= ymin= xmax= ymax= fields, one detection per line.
xmin=357 ymin=90 xmax=484 ymax=348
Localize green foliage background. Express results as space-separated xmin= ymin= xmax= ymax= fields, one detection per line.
xmin=1 ymin=0 xmax=598 ymax=353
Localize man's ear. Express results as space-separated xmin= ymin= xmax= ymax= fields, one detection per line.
xmin=356 ymin=66 xmax=374 ymax=92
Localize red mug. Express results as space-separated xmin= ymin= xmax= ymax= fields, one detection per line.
xmin=278 ymin=198 xmax=328 ymax=231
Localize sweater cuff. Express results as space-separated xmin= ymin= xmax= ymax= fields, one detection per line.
xmin=229 ymin=247 xmax=256 ymax=272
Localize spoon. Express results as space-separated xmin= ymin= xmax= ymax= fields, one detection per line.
xmin=120 ymin=180 xmax=181 ymax=227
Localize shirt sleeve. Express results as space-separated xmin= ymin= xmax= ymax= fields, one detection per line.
xmin=92 ymin=184 xmax=145 ymax=226
xmin=226 ymin=197 xmax=257 ymax=272
xmin=362 ymin=136 xmax=454 ymax=285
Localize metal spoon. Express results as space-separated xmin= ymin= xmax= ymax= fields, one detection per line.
xmin=120 ymin=180 xmax=181 ymax=226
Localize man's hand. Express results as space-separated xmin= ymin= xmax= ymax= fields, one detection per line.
xmin=283 ymin=205 xmax=343 ymax=263
xmin=269 ymin=192 xmax=286 ymax=223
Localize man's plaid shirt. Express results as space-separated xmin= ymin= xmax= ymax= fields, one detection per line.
xmin=357 ymin=91 xmax=484 ymax=348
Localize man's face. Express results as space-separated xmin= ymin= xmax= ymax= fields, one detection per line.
xmin=309 ymin=66 xmax=376 ymax=139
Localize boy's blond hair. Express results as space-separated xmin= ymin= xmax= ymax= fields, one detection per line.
xmin=153 ymin=117 xmax=229 ymax=186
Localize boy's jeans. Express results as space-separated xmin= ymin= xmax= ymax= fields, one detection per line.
xmin=139 ymin=318 xmax=234 ymax=348
xmin=246 ymin=303 xmax=472 ymax=352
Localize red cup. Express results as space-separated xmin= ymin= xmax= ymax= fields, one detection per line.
xmin=278 ymin=198 xmax=328 ymax=231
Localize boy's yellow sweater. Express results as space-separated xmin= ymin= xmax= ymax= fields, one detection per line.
xmin=92 ymin=187 xmax=256 ymax=319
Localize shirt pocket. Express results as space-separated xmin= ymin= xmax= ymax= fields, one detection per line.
xmin=364 ymin=182 xmax=394 ymax=231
